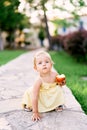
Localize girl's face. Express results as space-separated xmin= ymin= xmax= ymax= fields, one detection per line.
xmin=35 ymin=55 xmax=52 ymax=74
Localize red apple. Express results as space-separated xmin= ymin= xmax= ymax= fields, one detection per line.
xmin=56 ymin=74 xmax=65 ymax=82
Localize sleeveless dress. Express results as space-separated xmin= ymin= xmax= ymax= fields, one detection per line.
xmin=22 ymin=82 xmax=64 ymax=113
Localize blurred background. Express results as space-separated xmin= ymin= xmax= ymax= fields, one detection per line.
xmin=0 ymin=0 xmax=87 ymax=61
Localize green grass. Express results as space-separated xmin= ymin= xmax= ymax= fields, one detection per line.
xmin=0 ymin=50 xmax=27 ymax=66
xmin=50 ymin=51 xmax=87 ymax=114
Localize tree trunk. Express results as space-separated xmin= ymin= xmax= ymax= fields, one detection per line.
xmin=43 ymin=6 xmax=53 ymax=50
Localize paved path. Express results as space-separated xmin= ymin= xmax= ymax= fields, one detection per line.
xmin=0 ymin=49 xmax=87 ymax=130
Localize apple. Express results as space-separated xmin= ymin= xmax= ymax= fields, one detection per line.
xmin=56 ymin=74 xmax=65 ymax=82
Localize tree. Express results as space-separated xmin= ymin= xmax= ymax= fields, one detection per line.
xmin=38 ymin=27 xmax=46 ymax=46
xmin=0 ymin=0 xmax=29 ymax=49
xmin=52 ymin=0 xmax=87 ymax=30
xmin=22 ymin=0 xmax=87 ymax=49
xmin=26 ymin=0 xmax=52 ymax=49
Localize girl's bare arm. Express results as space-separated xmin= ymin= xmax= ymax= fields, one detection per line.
xmin=31 ymin=78 xmax=42 ymax=121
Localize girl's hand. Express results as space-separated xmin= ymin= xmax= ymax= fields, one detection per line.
xmin=31 ymin=112 xmax=41 ymax=121
xmin=58 ymin=79 xmax=66 ymax=87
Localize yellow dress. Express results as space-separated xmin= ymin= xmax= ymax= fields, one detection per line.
xmin=22 ymin=82 xmax=64 ymax=113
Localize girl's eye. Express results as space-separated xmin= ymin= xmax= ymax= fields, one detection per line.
xmin=38 ymin=62 xmax=42 ymax=64
xmin=46 ymin=61 xmax=49 ymax=63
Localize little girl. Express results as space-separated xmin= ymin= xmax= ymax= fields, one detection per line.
xmin=22 ymin=51 xmax=65 ymax=121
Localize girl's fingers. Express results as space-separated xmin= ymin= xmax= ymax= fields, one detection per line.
xmin=31 ymin=115 xmax=41 ymax=121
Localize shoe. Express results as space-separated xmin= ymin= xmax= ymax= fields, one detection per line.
xmin=55 ymin=105 xmax=63 ymax=112
xmin=23 ymin=104 xmax=32 ymax=112
xmin=24 ymin=108 xmax=32 ymax=112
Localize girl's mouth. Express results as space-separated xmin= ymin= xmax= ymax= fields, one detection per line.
xmin=43 ymin=67 xmax=47 ymax=69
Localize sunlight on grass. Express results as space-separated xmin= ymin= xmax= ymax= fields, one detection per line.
xmin=50 ymin=51 xmax=87 ymax=114
xmin=0 ymin=50 xmax=27 ymax=66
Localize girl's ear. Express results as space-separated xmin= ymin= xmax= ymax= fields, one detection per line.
xmin=51 ymin=62 xmax=53 ymax=67
xmin=34 ymin=65 xmax=37 ymax=70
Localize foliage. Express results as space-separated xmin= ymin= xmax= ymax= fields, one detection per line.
xmin=0 ymin=0 xmax=29 ymax=31
xmin=52 ymin=0 xmax=87 ymax=31
xmin=25 ymin=0 xmax=87 ymax=50
xmin=27 ymin=0 xmax=52 ymax=49
xmin=50 ymin=35 xmax=63 ymax=50
xmin=53 ymin=0 xmax=87 ymax=19
xmin=0 ymin=0 xmax=29 ymax=49
xmin=0 ymin=0 xmax=86 ymax=49
xmin=38 ymin=27 xmax=46 ymax=40
xmin=63 ymin=30 xmax=87 ymax=62
xmin=70 ymin=0 xmax=86 ymax=7
xmin=50 ymin=50 xmax=87 ymax=114
xmin=51 ymin=19 xmax=78 ymax=29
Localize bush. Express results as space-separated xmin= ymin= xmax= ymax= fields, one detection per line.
xmin=63 ymin=30 xmax=87 ymax=62
xmin=50 ymin=35 xmax=63 ymax=50
xmin=38 ymin=28 xmax=46 ymax=41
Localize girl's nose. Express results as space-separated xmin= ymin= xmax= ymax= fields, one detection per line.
xmin=43 ymin=62 xmax=46 ymax=65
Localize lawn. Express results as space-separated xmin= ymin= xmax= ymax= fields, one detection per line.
xmin=50 ymin=51 xmax=87 ymax=114
xmin=0 ymin=50 xmax=27 ymax=66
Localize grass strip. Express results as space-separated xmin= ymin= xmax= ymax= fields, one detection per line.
xmin=50 ymin=51 xmax=87 ymax=114
xmin=0 ymin=50 xmax=27 ymax=66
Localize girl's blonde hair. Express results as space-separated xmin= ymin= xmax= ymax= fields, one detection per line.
xmin=33 ymin=51 xmax=54 ymax=68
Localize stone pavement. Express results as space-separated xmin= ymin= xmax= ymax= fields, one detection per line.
xmin=0 ymin=48 xmax=87 ymax=130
